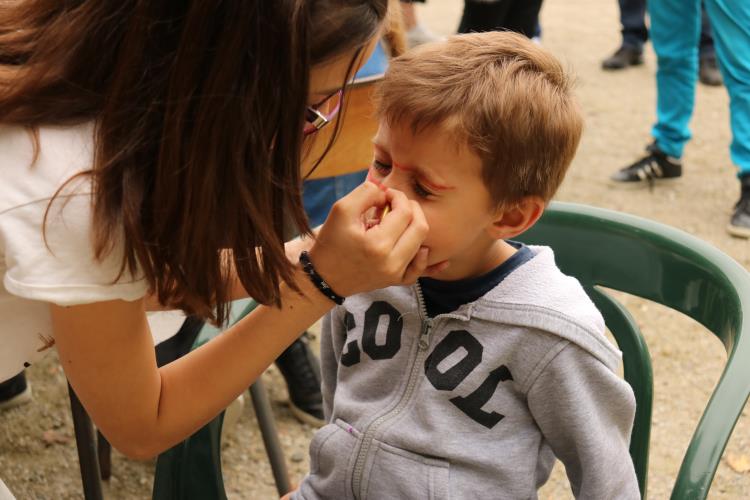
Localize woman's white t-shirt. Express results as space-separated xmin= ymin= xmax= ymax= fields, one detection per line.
xmin=0 ymin=123 xmax=150 ymax=381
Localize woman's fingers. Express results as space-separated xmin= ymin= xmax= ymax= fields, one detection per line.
xmin=387 ymin=199 xmax=430 ymax=279
xmin=308 ymin=185 xmax=431 ymax=297
xmin=333 ymin=181 xmax=386 ymax=223
xmin=364 ymin=189 xmax=416 ymax=249
xmin=402 ymin=246 xmax=429 ymax=284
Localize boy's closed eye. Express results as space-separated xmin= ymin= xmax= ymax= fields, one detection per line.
xmin=371 ymin=158 xmax=391 ymax=176
xmin=370 ymin=159 xmax=435 ymax=199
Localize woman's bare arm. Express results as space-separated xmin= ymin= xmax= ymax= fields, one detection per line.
xmin=52 ymin=183 xmax=430 ymax=459
xmin=52 ymin=268 xmax=331 ymax=459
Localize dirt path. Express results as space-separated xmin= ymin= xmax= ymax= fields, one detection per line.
xmin=1 ymin=1 xmax=748 ymax=498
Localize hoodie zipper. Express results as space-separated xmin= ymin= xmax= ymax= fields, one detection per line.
xmin=350 ymin=282 xmax=433 ymax=499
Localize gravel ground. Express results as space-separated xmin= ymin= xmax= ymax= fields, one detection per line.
xmin=2 ymin=0 xmax=749 ymax=498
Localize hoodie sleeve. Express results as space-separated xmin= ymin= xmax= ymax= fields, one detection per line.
xmin=319 ymin=308 xmax=344 ymax=422
xmin=527 ymin=341 xmax=640 ymax=500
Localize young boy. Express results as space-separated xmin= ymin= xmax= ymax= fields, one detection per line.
xmin=292 ymin=32 xmax=639 ymax=499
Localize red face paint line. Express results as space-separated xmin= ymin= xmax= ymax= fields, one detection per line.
xmin=367 ymin=170 xmax=388 ymax=191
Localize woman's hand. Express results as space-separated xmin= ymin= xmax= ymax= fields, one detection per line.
xmin=308 ymin=181 xmax=431 ymax=298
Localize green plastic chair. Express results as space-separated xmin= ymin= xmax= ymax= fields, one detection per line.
xmin=517 ymin=201 xmax=750 ymax=499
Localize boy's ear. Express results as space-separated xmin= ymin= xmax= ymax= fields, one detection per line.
xmin=487 ymin=196 xmax=546 ymax=240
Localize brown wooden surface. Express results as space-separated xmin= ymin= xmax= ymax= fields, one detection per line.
xmin=302 ymin=0 xmax=403 ymax=181
xmin=302 ymin=79 xmax=380 ymax=180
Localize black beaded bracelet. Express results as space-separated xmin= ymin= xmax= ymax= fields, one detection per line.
xmin=299 ymin=251 xmax=345 ymax=305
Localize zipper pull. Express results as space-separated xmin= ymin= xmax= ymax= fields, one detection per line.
xmin=418 ymin=319 xmax=432 ymax=350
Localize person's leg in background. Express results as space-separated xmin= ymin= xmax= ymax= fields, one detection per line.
xmin=650 ymin=0 xmax=702 ymax=161
xmin=400 ymin=0 xmax=441 ymax=48
xmin=458 ymin=1 xmax=511 ymax=34
xmin=499 ymin=0 xmax=544 ymax=39
xmin=274 ymin=333 xmax=324 ymax=426
xmin=400 ymin=0 xmax=419 ymax=31
xmin=603 ymin=0 xmax=649 ymax=70
xmin=609 ymin=0 xmax=700 ymax=185
xmin=458 ymin=0 xmax=542 ymax=38
xmin=0 ymin=371 xmax=31 ymax=411
xmin=532 ymin=21 xmax=542 ymax=43
xmin=698 ymin=1 xmax=723 ymax=86
xmin=704 ymin=0 xmax=750 ymax=236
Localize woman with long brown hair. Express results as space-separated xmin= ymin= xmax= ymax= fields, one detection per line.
xmin=0 ymin=0 xmax=437 ymax=481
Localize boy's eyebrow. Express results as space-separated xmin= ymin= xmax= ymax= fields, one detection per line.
xmin=372 ymin=142 xmax=455 ymax=191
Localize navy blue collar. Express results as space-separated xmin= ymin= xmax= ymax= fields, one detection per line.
xmin=418 ymin=241 xmax=534 ymax=318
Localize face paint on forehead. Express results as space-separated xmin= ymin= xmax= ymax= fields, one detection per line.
xmin=366 ymin=170 xmax=389 ymax=190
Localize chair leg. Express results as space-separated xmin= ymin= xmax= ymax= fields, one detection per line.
xmin=67 ymin=384 xmax=104 ymax=500
xmin=249 ymin=380 xmax=291 ymax=496
xmin=97 ymin=430 xmax=112 ymax=480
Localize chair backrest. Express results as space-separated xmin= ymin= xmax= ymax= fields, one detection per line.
xmin=304 ymin=0 xmax=406 ymax=180
xmin=517 ymin=202 xmax=750 ymax=499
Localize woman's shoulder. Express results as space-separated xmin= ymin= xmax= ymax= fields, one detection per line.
xmin=0 ymin=121 xmax=148 ymax=309
xmin=0 ymin=122 xmax=95 ymax=213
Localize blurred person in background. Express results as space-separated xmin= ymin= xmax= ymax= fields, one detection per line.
xmin=609 ymin=0 xmax=750 ymax=238
xmin=602 ymin=0 xmax=722 ymax=86
xmin=458 ymin=0 xmax=544 ymax=39
xmin=400 ymin=0 xmax=442 ymax=47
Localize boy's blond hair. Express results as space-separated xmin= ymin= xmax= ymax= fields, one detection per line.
xmin=376 ymin=31 xmax=583 ymax=206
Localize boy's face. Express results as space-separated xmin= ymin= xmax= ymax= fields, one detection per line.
xmin=370 ymin=120 xmax=505 ymax=281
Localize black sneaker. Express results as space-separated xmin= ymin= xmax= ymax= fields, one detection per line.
xmin=275 ymin=333 xmax=324 ymax=427
xmin=602 ymin=46 xmax=644 ymax=70
xmin=699 ymin=56 xmax=723 ymax=87
xmin=0 ymin=371 xmax=32 ymax=411
xmin=728 ymin=176 xmax=750 ymax=238
xmin=610 ymin=143 xmax=682 ymax=187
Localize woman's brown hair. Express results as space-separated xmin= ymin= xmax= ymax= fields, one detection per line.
xmin=0 ymin=0 xmax=387 ymax=324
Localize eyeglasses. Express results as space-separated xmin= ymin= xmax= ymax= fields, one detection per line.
xmin=303 ymin=90 xmax=343 ymax=136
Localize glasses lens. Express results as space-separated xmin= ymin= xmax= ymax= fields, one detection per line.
xmin=303 ymin=90 xmax=343 ymax=136
xmin=319 ymin=91 xmax=342 ymax=121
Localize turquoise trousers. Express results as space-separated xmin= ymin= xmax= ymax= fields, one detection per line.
xmin=650 ymin=0 xmax=750 ymax=176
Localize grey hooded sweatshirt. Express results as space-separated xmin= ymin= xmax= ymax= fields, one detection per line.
xmin=294 ymin=246 xmax=639 ymax=500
